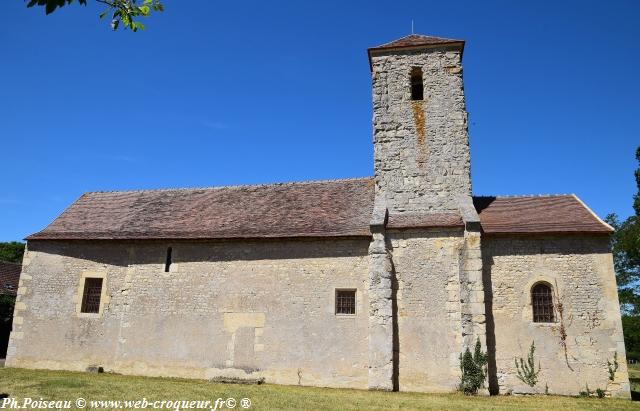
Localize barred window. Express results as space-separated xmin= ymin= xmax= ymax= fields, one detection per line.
xmin=531 ymin=283 xmax=554 ymax=323
xmin=81 ymin=278 xmax=103 ymax=314
xmin=336 ymin=290 xmax=356 ymax=315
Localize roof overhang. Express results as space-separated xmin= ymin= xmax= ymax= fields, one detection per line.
xmin=367 ymin=39 xmax=465 ymax=71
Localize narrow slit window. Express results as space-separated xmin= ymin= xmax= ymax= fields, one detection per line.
xmin=410 ymin=67 xmax=424 ymax=101
xmin=532 ymin=283 xmax=555 ymax=323
xmin=164 ymin=247 xmax=172 ymax=272
xmin=81 ymin=278 xmax=103 ymax=314
xmin=336 ymin=289 xmax=356 ymax=315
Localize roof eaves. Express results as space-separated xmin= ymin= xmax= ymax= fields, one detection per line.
xmin=367 ymin=39 xmax=465 ymax=72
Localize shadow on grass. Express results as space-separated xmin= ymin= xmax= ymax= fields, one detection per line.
xmin=630 ymin=376 xmax=640 ymax=401
xmin=36 ymin=379 xmax=89 ymax=389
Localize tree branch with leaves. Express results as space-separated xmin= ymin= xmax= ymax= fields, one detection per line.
xmin=26 ymin=0 xmax=164 ymax=31
xmin=606 ymin=146 xmax=640 ymax=316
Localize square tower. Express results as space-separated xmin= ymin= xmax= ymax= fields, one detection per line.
xmin=369 ymin=34 xmax=471 ymax=213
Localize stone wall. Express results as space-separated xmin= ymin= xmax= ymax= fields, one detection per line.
xmin=7 ymin=239 xmax=371 ymax=389
xmin=7 ymin=232 xmax=628 ymax=397
xmin=371 ymin=47 xmax=471 ymax=213
xmin=387 ymin=228 xmax=465 ymax=392
xmin=482 ymin=235 xmax=630 ymax=398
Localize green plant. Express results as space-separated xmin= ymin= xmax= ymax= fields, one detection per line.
xmin=553 ymin=283 xmax=574 ymax=372
xmin=595 ymin=388 xmax=605 ymax=398
xmin=515 ymin=341 xmax=541 ymax=387
xmin=458 ymin=338 xmax=487 ymax=395
xmin=578 ymin=383 xmax=592 ymax=398
xmin=608 ymin=352 xmax=619 ymax=381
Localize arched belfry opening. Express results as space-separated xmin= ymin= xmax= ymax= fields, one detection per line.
xmin=410 ymin=67 xmax=424 ymax=101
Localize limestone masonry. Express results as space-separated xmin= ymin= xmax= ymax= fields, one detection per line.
xmin=7 ymin=34 xmax=630 ymax=397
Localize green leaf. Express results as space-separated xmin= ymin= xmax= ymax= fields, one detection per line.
xmin=139 ymin=5 xmax=150 ymax=15
xmin=45 ymin=0 xmax=59 ymax=15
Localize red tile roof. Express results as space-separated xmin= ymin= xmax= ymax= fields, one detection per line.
xmin=473 ymin=195 xmax=613 ymax=234
xmin=27 ymin=178 xmax=376 ymax=240
xmin=368 ymin=34 xmax=465 ymax=70
xmin=0 ymin=261 xmax=21 ymax=296
xmin=368 ymin=34 xmax=464 ymax=52
xmin=26 ymin=178 xmax=613 ymax=241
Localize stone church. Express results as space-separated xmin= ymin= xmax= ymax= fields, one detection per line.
xmin=7 ymin=34 xmax=630 ymax=397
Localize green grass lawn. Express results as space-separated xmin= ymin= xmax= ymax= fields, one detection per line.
xmin=0 ymin=367 xmax=638 ymax=411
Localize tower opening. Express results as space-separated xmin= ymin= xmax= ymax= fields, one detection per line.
xmin=164 ymin=247 xmax=172 ymax=272
xmin=410 ymin=68 xmax=423 ymax=101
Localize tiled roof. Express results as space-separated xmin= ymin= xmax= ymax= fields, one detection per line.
xmin=27 ymin=178 xmax=376 ymax=240
xmin=368 ymin=34 xmax=464 ymax=52
xmin=26 ymin=178 xmax=613 ymax=241
xmin=0 ymin=261 xmax=21 ymax=296
xmin=367 ymin=34 xmax=465 ymax=71
xmin=387 ymin=212 xmax=463 ymax=229
xmin=473 ymin=195 xmax=613 ymax=234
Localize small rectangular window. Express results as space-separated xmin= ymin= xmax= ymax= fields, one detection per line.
xmin=164 ymin=247 xmax=172 ymax=272
xmin=81 ymin=278 xmax=103 ymax=314
xmin=336 ymin=289 xmax=356 ymax=315
xmin=410 ymin=67 xmax=424 ymax=101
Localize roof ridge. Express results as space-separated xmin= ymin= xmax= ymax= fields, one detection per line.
xmin=378 ymin=33 xmax=461 ymax=46
xmin=474 ymin=194 xmax=575 ymax=199
xmin=369 ymin=33 xmax=464 ymax=51
xmin=84 ymin=176 xmax=375 ymax=195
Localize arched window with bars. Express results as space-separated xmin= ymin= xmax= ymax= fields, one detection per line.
xmin=531 ymin=282 xmax=555 ymax=323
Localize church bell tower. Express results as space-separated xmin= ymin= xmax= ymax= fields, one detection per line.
xmin=368 ymin=34 xmax=472 ymax=213
xmin=366 ymin=35 xmax=485 ymax=393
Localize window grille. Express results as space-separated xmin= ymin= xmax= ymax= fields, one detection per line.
xmin=81 ymin=278 xmax=103 ymax=314
xmin=336 ymin=290 xmax=356 ymax=315
xmin=532 ymin=283 xmax=554 ymax=323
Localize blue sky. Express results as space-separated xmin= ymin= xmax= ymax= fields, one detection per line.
xmin=0 ymin=0 xmax=638 ymax=241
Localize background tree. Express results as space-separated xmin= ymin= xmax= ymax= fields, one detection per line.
xmin=0 ymin=242 xmax=25 ymax=264
xmin=0 ymin=242 xmax=22 ymax=356
xmin=606 ymin=146 xmax=640 ymax=359
xmin=26 ymin=0 xmax=164 ymax=31
xmin=0 ymin=294 xmax=15 ymax=357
